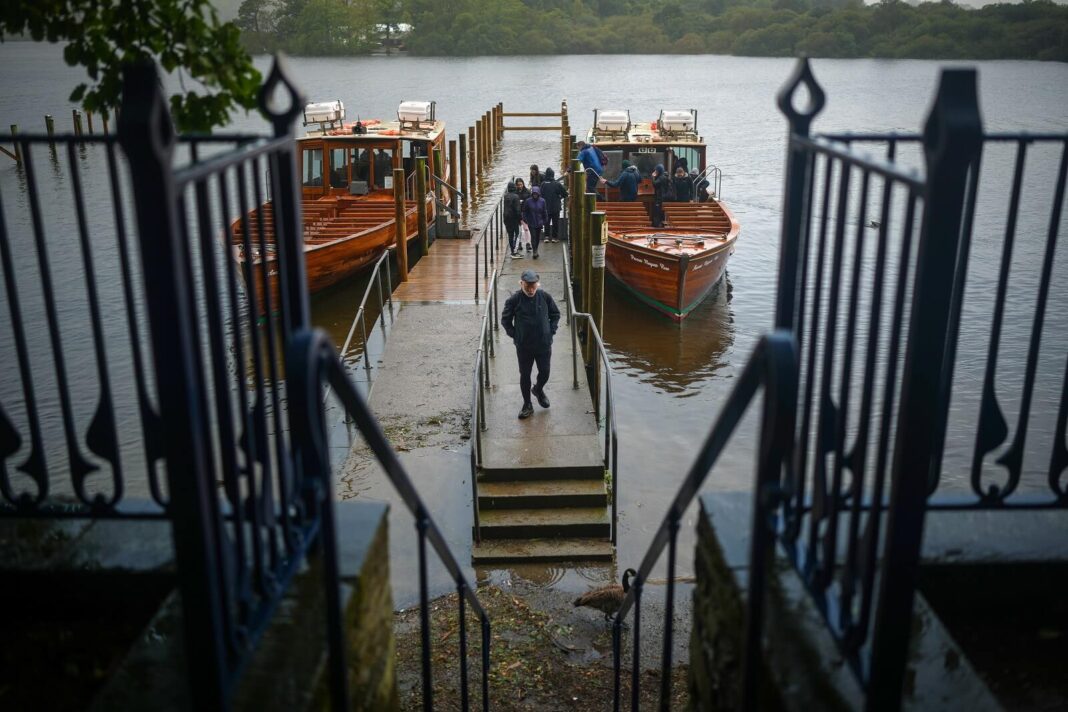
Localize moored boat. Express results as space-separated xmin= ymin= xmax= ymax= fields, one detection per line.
xmin=586 ymin=109 xmax=739 ymax=322
xmin=232 ymin=99 xmax=450 ymax=309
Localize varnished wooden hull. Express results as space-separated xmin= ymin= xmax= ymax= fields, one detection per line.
xmin=605 ymin=238 xmax=732 ymax=322
xmin=601 ymin=199 xmax=740 ymax=323
xmin=232 ymin=194 xmax=432 ymax=313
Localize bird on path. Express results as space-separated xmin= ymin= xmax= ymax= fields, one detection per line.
xmin=573 ymin=568 xmax=638 ymax=621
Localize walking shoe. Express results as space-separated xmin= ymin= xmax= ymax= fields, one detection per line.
xmin=514 ymin=250 xmax=524 ymax=259
xmin=531 ymin=386 xmax=550 ymax=408
xmin=518 ymin=403 xmax=534 ymax=419
xmin=527 ymin=244 xmax=532 ymax=252
xmin=533 ymin=251 xmax=539 ymax=259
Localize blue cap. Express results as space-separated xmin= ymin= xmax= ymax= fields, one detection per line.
xmin=521 ymin=269 xmax=539 ymax=283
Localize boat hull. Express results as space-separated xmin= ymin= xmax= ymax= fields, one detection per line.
xmin=605 ymin=238 xmax=732 ymax=322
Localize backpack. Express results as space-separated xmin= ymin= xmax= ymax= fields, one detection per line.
xmin=594 ymin=146 xmax=608 ymax=171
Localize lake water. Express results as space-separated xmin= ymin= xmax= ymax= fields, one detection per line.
xmin=1 ymin=44 xmax=1066 ymax=604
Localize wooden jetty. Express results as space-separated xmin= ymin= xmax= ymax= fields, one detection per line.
xmin=472 ymin=242 xmax=613 ymax=563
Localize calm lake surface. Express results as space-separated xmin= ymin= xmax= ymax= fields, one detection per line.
xmin=1 ymin=44 xmax=1066 ymax=604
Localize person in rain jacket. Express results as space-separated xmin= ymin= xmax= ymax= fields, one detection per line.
xmin=577 ymin=140 xmax=607 ymax=192
xmin=504 ymin=181 xmax=523 ymax=257
xmin=602 ymin=159 xmax=639 ymax=202
xmin=501 ymin=268 xmax=560 ymax=420
xmin=539 ymin=167 xmax=568 ymax=243
xmin=673 ymin=166 xmax=693 ymax=202
xmin=521 ymin=185 xmax=549 ymax=259
xmin=651 ymin=164 xmax=672 ymax=227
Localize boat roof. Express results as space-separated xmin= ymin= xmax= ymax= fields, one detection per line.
xmin=587 ymin=122 xmax=705 ymax=148
xmin=299 ymin=119 xmax=446 ymax=143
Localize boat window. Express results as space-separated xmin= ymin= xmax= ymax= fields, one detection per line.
xmin=351 ymin=148 xmax=371 ymax=182
xmin=371 ymin=148 xmax=395 ymax=189
xmin=302 ymin=148 xmax=323 ymax=188
xmin=671 ymin=146 xmax=700 ymax=174
xmin=601 ymin=150 xmax=624 ymax=180
xmin=627 ymin=150 xmax=664 ymax=178
xmin=329 ymin=148 xmax=348 ymax=189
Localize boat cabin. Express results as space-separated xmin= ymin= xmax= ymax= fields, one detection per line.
xmin=296 ymin=99 xmax=448 ymax=200
xmin=586 ymin=109 xmax=707 ymax=202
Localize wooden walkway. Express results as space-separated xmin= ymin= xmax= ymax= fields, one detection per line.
xmin=472 ymin=241 xmax=613 ymax=563
xmin=392 ymin=238 xmax=482 ymax=303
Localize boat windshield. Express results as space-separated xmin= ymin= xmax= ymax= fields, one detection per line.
xmin=303 ymin=148 xmax=324 ymax=187
xmin=628 ymin=150 xmax=664 ymax=178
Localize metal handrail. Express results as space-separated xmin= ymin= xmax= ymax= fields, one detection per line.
xmin=473 ymin=191 xmax=505 ymax=300
xmin=290 ymin=328 xmax=492 ymax=711
xmin=608 ymin=331 xmax=797 ymax=712
xmin=469 ymin=267 xmax=500 ymax=543
xmin=432 ymin=173 xmax=466 ymax=200
xmin=560 ymin=242 xmax=620 ymax=543
xmin=690 ymin=164 xmax=723 ymax=201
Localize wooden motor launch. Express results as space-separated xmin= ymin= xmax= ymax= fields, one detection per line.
xmin=586 ymin=108 xmax=740 ymax=322
xmin=232 ymin=98 xmax=449 ymax=309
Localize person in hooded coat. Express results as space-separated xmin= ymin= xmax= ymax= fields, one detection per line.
xmin=673 ymin=166 xmax=693 ymax=203
xmin=651 ymin=164 xmax=671 ymax=227
xmin=521 ymin=185 xmax=549 ymax=259
xmin=539 ymin=167 xmax=568 ymax=243
xmin=514 ymin=177 xmax=533 ymax=252
xmin=602 ymin=159 xmax=639 ymax=202
xmin=504 ymin=181 xmax=523 ymax=257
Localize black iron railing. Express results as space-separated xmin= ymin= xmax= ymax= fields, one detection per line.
xmin=2 ymin=56 xmax=492 ymax=711
xmin=615 ymin=58 xmax=1066 ymax=711
xmin=290 ymin=328 xmax=491 ymax=712
xmin=609 ymin=332 xmax=797 ymax=711
xmin=473 ymin=191 xmax=506 ymax=299
xmin=470 ymin=265 xmax=501 ymax=543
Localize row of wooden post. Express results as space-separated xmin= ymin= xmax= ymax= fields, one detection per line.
xmin=4 ymin=110 xmax=112 ymax=165
xmin=454 ymin=103 xmax=504 ymax=209
xmin=567 ymin=149 xmax=607 ymax=404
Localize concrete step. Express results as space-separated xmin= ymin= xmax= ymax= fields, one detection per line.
xmin=477 ymin=479 xmax=608 ymax=510
xmin=471 ymin=537 xmax=614 ymax=564
xmin=476 ymin=507 xmax=610 ymax=540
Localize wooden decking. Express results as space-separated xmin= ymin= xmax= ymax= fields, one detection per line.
xmin=392 ymin=238 xmax=483 ymax=302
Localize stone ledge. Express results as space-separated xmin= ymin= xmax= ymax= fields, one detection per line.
xmin=688 ymin=492 xmax=1001 ymax=711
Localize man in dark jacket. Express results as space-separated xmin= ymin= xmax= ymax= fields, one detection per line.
xmin=539 ymin=167 xmax=568 ymax=243
xmin=651 ymin=164 xmax=671 ymax=227
xmin=502 ymin=269 xmax=561 ymax=419
xmin=521 ymin=185 xmax=549 ymax=259
xmin=602 ymin=159 xmax=639 ymax=201
xmin=504 ymin=181 xmax=523 ymax=258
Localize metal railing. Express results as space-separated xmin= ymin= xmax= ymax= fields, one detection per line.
xmin=290 ymin=328 xmax=491 ymax=712
xmin=469 ymin=267 xmax=501 ymax=543
xmin=473 ymin=190 xmax=505 ymax=299
xmin=561 ymin=244 xmax=620 ymax=543
xmin=690 ymin=164 xmax=722 ymax=201
xmin=326 ymin=250 xmax=394 ymax=403
xmin=610 ymin=332 xmax=797 ymax=712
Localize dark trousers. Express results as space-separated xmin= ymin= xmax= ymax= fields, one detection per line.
xmin=652 ymin=200 xmax=665 ymax=228
xmin=505 ymin=217 xmax=520 ymax=252
xmin=529 ymin=226 xmax=543 ymax=254
xmin=545 ymin=211 xmax=560 ymax=240
xmin=586 ymin=172 xmax=600 ymax=192
xmin=518 ymin=348 xmax=551 ymax=406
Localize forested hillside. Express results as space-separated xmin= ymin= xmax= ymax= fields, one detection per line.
xmin=235 ymin=0 xmax=1068 ymax=61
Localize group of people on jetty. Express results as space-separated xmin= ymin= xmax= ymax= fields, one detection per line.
xmin=503 ymin=163 xmax=568 ymax=260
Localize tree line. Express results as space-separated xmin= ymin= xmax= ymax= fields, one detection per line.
xmin=236 ymin=0 xmax=1067 ymax=61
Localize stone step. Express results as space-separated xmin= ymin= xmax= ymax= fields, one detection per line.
xmin=478 ymin=479 xmax=608 ymax=510
xmin=471 ymin=537 xmax=614 ymax=564
xmin=476 ymin=507 xmax=610 ymax=540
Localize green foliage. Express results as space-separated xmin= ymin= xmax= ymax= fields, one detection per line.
xmin=227 ymin=0 xmax=1068 ymax=60
xmin=0 ymin=0 xmax=261 ymax=132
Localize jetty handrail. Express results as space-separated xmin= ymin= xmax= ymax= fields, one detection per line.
xmin=473 ymin=190 xmax=506 ymax=300
xmin=609 ymin=331 xmax=798 ymax=712
xmin=289 ymin=328 xmax=491 ymax=712
xmin=432 ymin=173 xmax=466 ymax=201
xmin=326 ymin=250 xmax=394 ymax=403
xmin=469 ymin=267 xmax=501 ymax=543
xmin=561 ymin=244 xmax=620 ymax=543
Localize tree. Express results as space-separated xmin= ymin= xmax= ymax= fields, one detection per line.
xmin=0 ymin=0 xmax=260 ymax=132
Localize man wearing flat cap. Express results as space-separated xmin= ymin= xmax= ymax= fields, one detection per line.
xmin=501 ymin=269 xmax=561 ymax=420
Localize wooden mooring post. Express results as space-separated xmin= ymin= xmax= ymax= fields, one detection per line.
xmin=588 ymin=210 xmax=607 ymax=402
xmin=415 ymin=157 xmax=429 ymax=256
xmin=102 ymin=114 xmax=109 ymax=135
xmin=393 ymin=167 xmax=409 ymax=281
xmin=448 ymin=139 xmax=458 ymax=211
xmin=570 ymin=159 xmax=583 ymax=297
xmin=468 ymin=125 xmax=477 ymax=192
xmin=582 ymin=192 xmax=596 ymax=320
xmin=45 ymin=114 xmax=55 ymax=140
xmin=459 ymin=133 xmax=469 ymax=202
xmin=72 ymin=109 xmax=83 ymax=136
xmin=3 ymin=125 xmax=20 ymax=165
xmin=86 ymin=110 xmax=94 ymax=134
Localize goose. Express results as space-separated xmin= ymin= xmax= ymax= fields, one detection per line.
xmin=573 ymin=568 xmax=638 ymax=620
